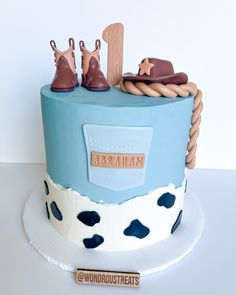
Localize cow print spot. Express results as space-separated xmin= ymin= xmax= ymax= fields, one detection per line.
xmin=124 ymin=219 xmax=150 ymax=239
xmin=185 ymin=180 xmax=187 ymax=193
xmin=44 ymin=180 xmax=49 ymax=196
xmin=45 ymin=202 xmax=50 ymax=219
xmin=83 ymin=234 xmax=104 ymax=249
xmin=157 ymin=192 xmax=176 ymax=209
xmin=77 ymin=211 xmax=100 ymax=227
xmin=50 ymin=201 xmax=63 ymax=221
xmin=171 ymin=210 xmax=183 ymax=234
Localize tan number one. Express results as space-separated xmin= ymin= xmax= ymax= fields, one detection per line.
xmin=102 ymin=23 xmax=124 ymax=86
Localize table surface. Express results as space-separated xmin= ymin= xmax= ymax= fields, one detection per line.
xmin=0 ymin=164 xmax=235 ymax=294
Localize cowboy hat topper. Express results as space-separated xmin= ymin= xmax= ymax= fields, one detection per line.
xmin=123 ymin=58 xmax=188 ymax=85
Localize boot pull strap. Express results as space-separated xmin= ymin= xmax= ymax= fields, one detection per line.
xmin=50 ymin=40 xmax=57 ymax=50
xmin=79 ymin=40 xmax=85 ymax=51
xmin=95 ymin=39 xmax=101 ymax=50
xmin=68 ymin=38 xmax=75 ymax=50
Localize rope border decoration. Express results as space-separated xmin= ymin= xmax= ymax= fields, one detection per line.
xmin=186 ymin=89 xmax=203 ymax=169
xmin=119 ymin=79 xmax=203 ymax=169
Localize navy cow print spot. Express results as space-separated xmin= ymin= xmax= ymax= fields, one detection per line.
xmin=124 ymin=219 xmax=150 ymax=239
xmin=83 ymin=234 xmax=104 ymax=249
xmin=157 ymin=192 xmax=176 ymax=209
xmin=45 ymin=202 xmax=50 ymax=219
xmin=44 ymin=180 xmax=49 ymax=195
xmin=77 ymin=211 xmax=100 ymax=227
xmin=185 ymin=180 xmax=188 ymax=193
xmin=50 ymin=201 xmax=63 ymax=221
xmin=171 ymin=210 xmax=183 ymax=234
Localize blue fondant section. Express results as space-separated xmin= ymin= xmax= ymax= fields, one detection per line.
xmin=41 ymin=84 xmax=189 ymax=107
xmin=50 ymin=201 xmax=63 ymax=221
xmin=83 ymin=125 xmax=152 ymax=191
xmin=157 ymin=192 xmax=176 ymax=208
xmin=41 ymin=85 xmax=194 ymax=203
xmin=171 ymin=210 xmax=183 ymax=234
xmin=77 ymin=211 xmax=100 ymax=226
xmin=124 ymin=219 xmax=150 ymax=239
xmin=44 ymin=180 xmax=49 ymax=195
xmin=83 ymin=234 xmax=104 ymax=249
xmin=45 ymin=202 xmax=50 ymax=219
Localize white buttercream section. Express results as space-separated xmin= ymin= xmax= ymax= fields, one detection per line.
xmin=46 ymin=175 xmax=186 ymax=251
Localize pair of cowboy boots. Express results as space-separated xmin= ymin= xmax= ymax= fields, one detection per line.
xmin=50 ymin=38 xmax=110 ymax=92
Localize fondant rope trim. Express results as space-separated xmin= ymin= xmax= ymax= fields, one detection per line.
xmin=119 ymin=79 xmax=203 ymax=169
xmin=186 ymin=89 xmax=203 ymax=169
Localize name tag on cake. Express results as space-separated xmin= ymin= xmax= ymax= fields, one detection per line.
xmin=91 ymin=152 xmax=145 ymax=168
xmin=75 ymin=269 xmax=140 ymax=288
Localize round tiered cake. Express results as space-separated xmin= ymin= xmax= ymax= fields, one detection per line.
xmin=41 ymin=84 xmax=200 ymax=251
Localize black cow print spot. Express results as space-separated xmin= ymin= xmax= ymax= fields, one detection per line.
xmin=157 ymin=192 xmax=176 ymax=209
xmin=45 ymin=202 xmax=50 ymax=219
xmin=77 ymin=211 xmax=100 ymax=227
xmin=50 ymin=201 xmax=63 ymax=221
xmin=171 ymin=210 xmax=183 ymax=234
xmin=83 ymin=234 xmax=104 ymax=249
xmin=185 ymin=180 xmax=188 ymax=193
xmin=124 ymin=219 xmax=150 ymax=239
xmin=44 ymin=180 xmax=49 ymax=195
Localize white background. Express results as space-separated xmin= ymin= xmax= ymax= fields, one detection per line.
xmin=0 ymin=0 xmax=235 ymax=168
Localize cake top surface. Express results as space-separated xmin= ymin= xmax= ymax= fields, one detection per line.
xmin=41 ymin=85 xmax=193 ymax=108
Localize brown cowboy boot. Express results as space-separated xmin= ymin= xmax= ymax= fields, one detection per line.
xmin=50 ymin=38 xmax=79 ymax=92
xmin=79 ymin=39 xmax=110 ymax=91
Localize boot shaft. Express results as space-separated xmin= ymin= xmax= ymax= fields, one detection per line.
xmin=50 ymin=38 xmax=77 ymax=74
xmin=79 ymin=39 xmax=101 ymax=75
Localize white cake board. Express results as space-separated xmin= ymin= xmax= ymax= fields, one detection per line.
xmin=23 ymin=184 xmax=204 ymax=276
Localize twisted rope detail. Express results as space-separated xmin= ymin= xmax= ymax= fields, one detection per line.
xmin=120 ymin=79 xmax=198 ymax=97
xmin=119 ymin=79 xmax=203 ymax=169
xmin=186 ymin=89 xmax=203 ymax=169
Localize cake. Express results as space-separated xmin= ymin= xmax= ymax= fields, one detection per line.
xmin=41 ymin=23 xmax=203 ymax=252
